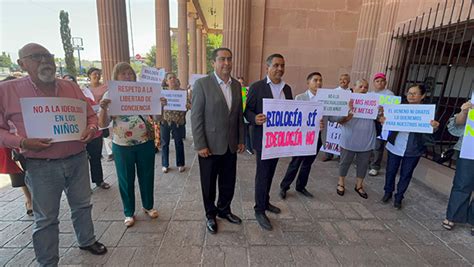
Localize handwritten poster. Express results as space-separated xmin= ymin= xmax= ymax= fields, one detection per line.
xmin=382 ymin=104 xmax=436 ymax=133
xmin=379 ymin=95 xmax=402 ymax=105
xmin=242 ymin=87 xmax=248 ymax=111
xmin=140 ymin=66 xmax=166 ymax=84
xmin=320 ymin=121 xmax=342 ymax=156
xmin=189 ymin=74 xmax=207 ymax=88
xmin=313 ymin=89 xmax=351 ymax=116
xmin=351 ymin=93 xmax=379 ymax=119
xmin=161 ymin=90 xmax=187 ymax=111
xmin=20 ymin=97 xmax=87 ymax=142
xmin=459 ymin=98 xmax=474 ymax=159
xmin=107 ymin=81 xmax=162 ymax=115
xmin=262 ymin=99 xmax=323 ymax=160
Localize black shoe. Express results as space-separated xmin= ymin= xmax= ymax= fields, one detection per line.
xmin=354 ymin=186 xmax=368 ymax=199
xmin=218 ymin=213 xmax=242 ymax=224
xmin=394 ymin=200 xmax=402 ymax=210
xmin=296 ymin=188 xmax=314 ymax=198
xmin=381 ymin=193 xmax=392 ymax=203
xmin=79 ymin=241 xmax=108 ymax=255
xmin=266 ymin=203 xmax=281 ymax=214
xmin=206 ymin=218 xmax=218 ymax=234
xmin=255 ymin=212 xmax=272 ymax=230
xmin=279 ymin=188 xmax=287 ymax=199
xmin=337 ymin=184 xmax=345 ymax=196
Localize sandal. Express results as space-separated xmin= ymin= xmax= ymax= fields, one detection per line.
xmin=124 ymin=216 xmax=135 ymax=227
xmin=25 ymin=203 xmax=33 ymax=216
xmin=337 ymin=184 xmax=345 ymax=196
xmin=99 ymin=182 xmax=111 ymax=189
xmin=442 ymin=219 xmax=455 ymax=230
xmin=354 ymin=186 xmax=368 ymax=199
xmin=143 ymin=208 xmax=159 ymax=219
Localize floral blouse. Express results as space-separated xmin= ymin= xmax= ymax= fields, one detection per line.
xmin=112 ymin=115 xmax=150 ymax=146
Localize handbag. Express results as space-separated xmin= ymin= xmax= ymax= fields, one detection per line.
xmin=138 ymin=115 xmax=156 ymax=141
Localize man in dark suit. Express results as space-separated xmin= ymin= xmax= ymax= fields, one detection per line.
xmin=244 ymin=54 xmax=293 ymax=230
xmin=191 ymin=48 xmax=245 ymax=234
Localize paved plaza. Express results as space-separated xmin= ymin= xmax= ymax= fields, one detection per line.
xmin=0 ymin=130 xmax=473 ymax=266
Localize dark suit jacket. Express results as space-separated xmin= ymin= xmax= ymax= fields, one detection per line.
xmin=244 ymin=78 xmax=293 ymax=152
xmin=191 ymin=74 xmax=244 ymax=155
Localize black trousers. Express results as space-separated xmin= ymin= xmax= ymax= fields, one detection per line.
xmin=254 ymin=150 xmax=279 ymax=214
xmin=86 ymin=136 xmax=104 ymax=185
xmin=280 ymin=138 xmax=322 ymax=191
xmin=198 ymin=148 xmax=237 ymax=219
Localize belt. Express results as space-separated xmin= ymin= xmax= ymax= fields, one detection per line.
xmin=25 ymin=151 xmax=84 ymax=162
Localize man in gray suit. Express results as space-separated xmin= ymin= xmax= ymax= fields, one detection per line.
xmin=191 ymin=48 xmax=245 ymax=234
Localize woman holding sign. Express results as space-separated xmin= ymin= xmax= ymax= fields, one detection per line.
xmin=443 ymin=100 xmax=473 ymax=236
xmin=380 ymin=84 xmax=439 ymax=209
xmin=160 ymin=72 xmax=190 ymax=173
xmin=330 ymin=79 xmax=380 ymax=199
xmin=98 ymin=62 xmax=165 ymax=227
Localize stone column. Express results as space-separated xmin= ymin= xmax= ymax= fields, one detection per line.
xmin=177 ymin=0 xmax=188 ymax=87
xmin=188 ymin=13 xmax=198 ymax=76
xmin=222 ymin=0 xmax=251 ymax=79
xmin=351 ymin=0 xmax=384 ymax=82
xmin=202 ymin=31 xmax=208 ymax=74
xmin=155 ymin=0 xmax=172 ymax=71
xmin=371 ymin=0 xmax=400 ymax=77
xmin=96 ymin=0 xmax=130 ymax=81
xmin=196 ymin=26 xmax=203 ymax=74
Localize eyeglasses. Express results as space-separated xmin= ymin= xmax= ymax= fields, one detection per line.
xmin=406 ymin=92 xmax=421 ymax=96
xmin=21 ymin=53 xmax=54 ymax=62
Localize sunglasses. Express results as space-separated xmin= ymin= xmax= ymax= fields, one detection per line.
xmin=21 ymin=53 xmax=55 ymax=62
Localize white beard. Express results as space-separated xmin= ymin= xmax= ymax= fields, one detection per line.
xmin=37 ymin=65 xmax=55 ymax=83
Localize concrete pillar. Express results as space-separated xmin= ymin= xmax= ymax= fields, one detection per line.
xmin=196 ymin=26 xmax=203 ymax=74
xmin=96 ymin=0 xmax=130 ymax=81
xmin=177 ymin=0 xmax=188 ymax=87
xmin=222 ymin=0 xmax=251 ymax=79
xmin=188 ymin=13 xmax=197 ymax=76
xmin=155 ymin=0 xmax=172 ymax=71
xmin=371 ymin=0 xmax=401 ymax=78
xmin=202 ymin=32 xmax=208 ymax=74
xmin=351 ymin=0 xmax=384 ymax=82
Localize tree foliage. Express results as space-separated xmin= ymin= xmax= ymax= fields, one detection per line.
xmin=0 ymin=52 xmax=12 ymax=68
xmin=59 ymin=10 xmax=76 ymax=76
xmin=205 ymin=34 xmax=222 ymax=73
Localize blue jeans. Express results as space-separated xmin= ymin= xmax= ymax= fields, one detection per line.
xmin=25 ymin=151 xmax=96 ymax=266
xmin=160 ymin=122 xmax=185 ymax=168
xmin=446 ymin=158 xmax=474 ymax=225
xmin=384 ymin=151 xmax=421 ymax=202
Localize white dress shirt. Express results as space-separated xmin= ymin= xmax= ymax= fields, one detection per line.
xmin=307 ymin=89 xmax=317 ymax=101
xmin=266 ymin=76 xmax=286 ymax=99
xmin=214 ymin=72 xmax=232 ymax=110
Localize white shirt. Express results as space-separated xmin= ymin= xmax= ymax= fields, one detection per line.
xmin=386 ymin=132 xmax=410 ymax=156
xmin=266 ymin=76 xmax=286 ymax=99
xmin=306 ymin=90 xmax=317 ymax=101
xmin=214 ymin=72 xmax=232 ymax=110
xmin=335 ymin=86 xmax=350 ymax=91
xmin=371 ymin=88 xmax=394 ymax=96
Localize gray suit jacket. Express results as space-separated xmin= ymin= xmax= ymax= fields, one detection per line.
xmin=295 ymin=91 xmax=310 ymax=101
xmin=191 ymin=74 xmax=244 ymax=155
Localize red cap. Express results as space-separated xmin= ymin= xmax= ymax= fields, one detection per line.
xmin=373 ymin=72 xmax=386 ymax=81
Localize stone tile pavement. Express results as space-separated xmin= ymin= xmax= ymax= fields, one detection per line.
xmin=1 ymin=133 xmax=473 ymax=266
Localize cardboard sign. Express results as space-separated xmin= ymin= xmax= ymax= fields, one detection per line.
xmin=262 ymin=99 xmax=323 ymax=160
xmin=140 ymin=66 xmax=166 ymax=84
xmin=460 ymin=95 xmax=474 ymax=159
xmin=313 ymin=89 xmax=351 ymax=116
xmin=320 ymin=121 xmax=342 ymax=156
xmin=107 ymin=81 xmax=162 ymax=115
xmin=382 ymin=104 xmax=436 ymax=133
xmin=189 ymin=74 xmax=207 ymax=88
xmin=161 ymin=90 xmax=187 ymax=111
xmin=351 ymin=93 xmax=380 ymax=119
xmin=20 ymin=97 xmax=87 ymax=142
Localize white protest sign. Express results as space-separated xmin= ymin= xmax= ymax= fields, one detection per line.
xmin=189 ymin=74 xmax=207 ymax=87
xmin=314 ymin=89 xmax=351 ymax=116
xmin=107 ymin=81 xmax=162 ymax=115
xmin=161 ymin=90 xmax=187 ymax=111
xmin=382 ymin=104 xmax=436 ymax=133
xmin=320 ymin=121 xmax=342 ymax=156
xmin=460 ymin=109 xmax=474 ymax=160
xmin=20 ymin=97 xmax=87 ymax=143
xmin=262 ymin=99 xmax=323 ymax=160
xmin=351 ymin=93 xmax=379 ymax=119
xmin=140 ymin=66 xmax=166 ymax=84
